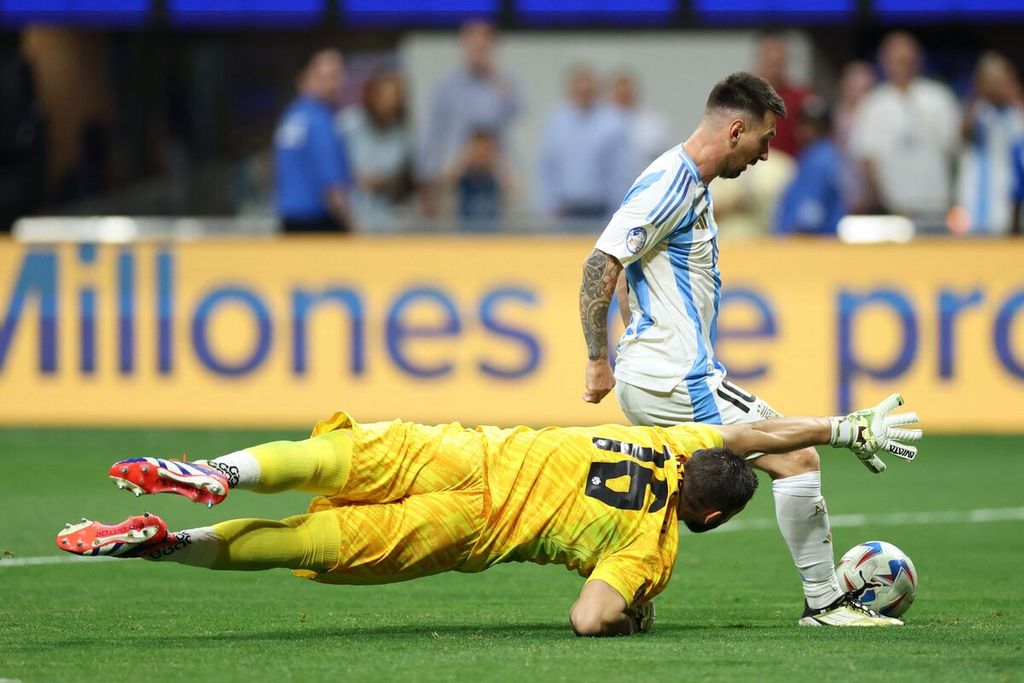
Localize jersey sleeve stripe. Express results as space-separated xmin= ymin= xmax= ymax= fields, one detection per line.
xmin=621 ymin=169 xmax=666 ymax=207
xmin=645 ymin=159 xmax=688 ymax=223
xmin=651 ymin=176 xmax=694 ymax=227
xmin=679 ymin=151 xmax=701 ymax=179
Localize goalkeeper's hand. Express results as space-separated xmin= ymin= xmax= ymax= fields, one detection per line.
xmin=828 ymin=393 xmax=922 ymax=473
xmin=625 ymin=600 xmax=655 ymax=635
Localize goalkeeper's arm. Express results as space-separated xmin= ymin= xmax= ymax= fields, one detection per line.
xmin=714 ymin=394 xmax=922 ymax=472
xmin=716 ymin=417 xmax=832 ymax=458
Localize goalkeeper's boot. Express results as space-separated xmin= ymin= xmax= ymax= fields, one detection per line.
xmin=798 ymin=592 xmax=903 ymax=626
xmin=110 ymin=457 xmax=229 ymax=508
xmin=56 ymin=513 xmax=169 ymax=558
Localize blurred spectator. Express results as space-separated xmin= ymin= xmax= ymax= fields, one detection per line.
xmin=538 ymin=66 xmax=630 ymax=220
xmin=956 ymin=52 xmax=1024 ymax=235
xmin=338 ymin=70 xmax=414 ymax=232
xmin=775 ymin=96 xmax=845 ymax=235
xmin=418 ymin=20 xmax=523 ymax=216
xmin=609 ymin=71 xmax=672 ymax=179
xmin=755 ymin=32 xmax=813 ymax=157
xmin=449 ymin=129 xmax=509 ymax=231
xmin=833 ymin=61 xmax=877 ymax=213
xmin=0 ymin=34 xmax=46 ymax=232
xmin=274 ymin=48 xmax=354 ymax=233
xmin=849 ymin=32 xmax=960 ymax=227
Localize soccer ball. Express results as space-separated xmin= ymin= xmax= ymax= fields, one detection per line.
xmin=836 ymin=541 xmax=918 ymax=618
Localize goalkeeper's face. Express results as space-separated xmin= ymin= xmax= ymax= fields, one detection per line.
xmin=720 ymin=112 xmax=777 ymax=179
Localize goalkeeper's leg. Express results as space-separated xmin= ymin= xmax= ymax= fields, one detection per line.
xmin=204 ymin=432 xmax=354 ymax=496
xmin=151 ymin=512 xmax=343 ymax=572
xmin=113 ymin=419 xmax=482 ymax=506
xmin=56 ymin=511 xmax=341 ymax=572
xmin=108 ymin=432 xmax=355 ymax=506
xmin=60 ymin=488 xmax=482 ymax=582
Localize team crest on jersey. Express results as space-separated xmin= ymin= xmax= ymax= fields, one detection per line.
xmin=626 ymin=227 xmax=647 ymax=254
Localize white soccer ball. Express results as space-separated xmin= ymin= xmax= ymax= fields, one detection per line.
xmin=836 ymin=540 xmax=918 ymax=618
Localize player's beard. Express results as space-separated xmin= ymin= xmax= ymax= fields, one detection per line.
xmin=719 ymin=161 xmax=749 ymax=179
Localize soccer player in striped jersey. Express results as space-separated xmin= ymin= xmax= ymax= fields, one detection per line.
xmin=57 ymin=397 xmax=919 ymax=633
xmin=579 ymin=72 xmax=914 ymax=626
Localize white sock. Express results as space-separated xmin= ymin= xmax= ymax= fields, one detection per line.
xmin=206 ymin=450 xmax=261 ymax=489
xmin=145 ymin=526 xmax=220 ymax=567
xmin=772 ymin=471 xmax=843 ymax=610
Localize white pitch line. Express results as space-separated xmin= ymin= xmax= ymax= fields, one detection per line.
xmin=714 ymin=505 xmax=1024 ymax=533
xmin=0 ymin=555 xmax=119 ymax=568
xmin=2 ymin=507 xmax=1023 ymax=569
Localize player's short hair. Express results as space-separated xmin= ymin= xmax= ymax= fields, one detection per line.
xmin=681 ymin=447 xmax=758 ymax=516
xmin=706 ymin=72 xmax=786 ymax=120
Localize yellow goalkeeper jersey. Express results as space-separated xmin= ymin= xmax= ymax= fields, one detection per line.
xmin=468 ymin=422 xmax=724 ymax=605
xmin=307 ymin=411 xmax=723 ymax=605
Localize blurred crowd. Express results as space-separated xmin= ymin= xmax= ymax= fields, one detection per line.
xmin=273 ymin=22 xmax=1024 ymax=237
xmin=1 ymin=22 xmax=1022 ymax=237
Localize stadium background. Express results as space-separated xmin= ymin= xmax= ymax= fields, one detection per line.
xmin=1 ymin=3 xmax=1023 ymax=682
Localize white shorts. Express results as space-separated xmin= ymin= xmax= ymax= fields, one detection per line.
xmin=616 ymin=375 xmax=782 ymax=427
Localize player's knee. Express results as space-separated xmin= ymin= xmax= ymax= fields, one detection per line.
xmin=789 ymin=447 xmax=820 ymax=473
xmin=757 ymin=447 xmax=820 ymax=479
xmin=282 ymin=511 xmax=341 ymax=572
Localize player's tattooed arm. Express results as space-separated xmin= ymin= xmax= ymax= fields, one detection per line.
xmin=579 ymin=248 xmax=623 ymax=360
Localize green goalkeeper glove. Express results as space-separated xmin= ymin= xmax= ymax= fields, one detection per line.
xmin=828 ymin=393 xmax=922 ymax=473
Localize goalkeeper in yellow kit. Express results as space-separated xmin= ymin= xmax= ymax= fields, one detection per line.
xmin=57 ymin=395 xmax=920 ymax=635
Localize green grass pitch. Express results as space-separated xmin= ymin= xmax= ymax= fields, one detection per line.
xmin=1 ymin=428 xmax=1022 ymax=682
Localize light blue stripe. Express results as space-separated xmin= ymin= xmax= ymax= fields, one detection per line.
xmin=621 ymin=170 xmax=666 ymax=207
xmin=646 ymin=154 xmax=688 ymax=222
xmin=975 ymin=122 xmax=990 ymax=231
xmin=667 ymin=206 xmax=699 ymax=239
xmin=651 ymin=176 xmax=695 ymax=227
xmin=624 ymin=262 xmax=654 ymax=338
xmin=710 ymin=237 xmax=725 ymax=374
xmin=679 ymin=148 xmax=701 ymax=180
xmin=667 ymin=240 xmax=721 ymax=423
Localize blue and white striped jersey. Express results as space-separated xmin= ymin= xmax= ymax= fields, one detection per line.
xmin=595 ymin=144 xmax=725 ymax=405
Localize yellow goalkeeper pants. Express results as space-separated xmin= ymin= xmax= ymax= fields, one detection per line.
xmin=209 ymin=411 xmax=486 ymax=584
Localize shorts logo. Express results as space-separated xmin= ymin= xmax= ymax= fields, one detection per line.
xmin=626 ymin=227 xmax=647 ymax=254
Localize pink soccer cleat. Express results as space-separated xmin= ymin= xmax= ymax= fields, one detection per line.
xmin=110 ymin=457 xmax=229 ymax=508
xmin=56 ymin=513 xmax=168 ymax=558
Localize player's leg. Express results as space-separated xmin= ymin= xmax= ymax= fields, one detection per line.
xmin=295 ymin=488 xmax=484 ymax=584
xmin=59 ymin=488 xmax=484 ymax=584
xmin=702 ymin=379 xmax=845 ymax=613
xmin=617 ymin=378 xmax=842 ymax=615
xmin=56 ymin=511 xmax=341 ymax=573
xmin=108 ymin=432 xmax=355 ymax=506
xmin=112 ymin=415 xmax=483 ymax=506
xmin=707 ymin=380 xmax=900 ymax=624
xmin=203 ymin=432 xmax=354 ymax=495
